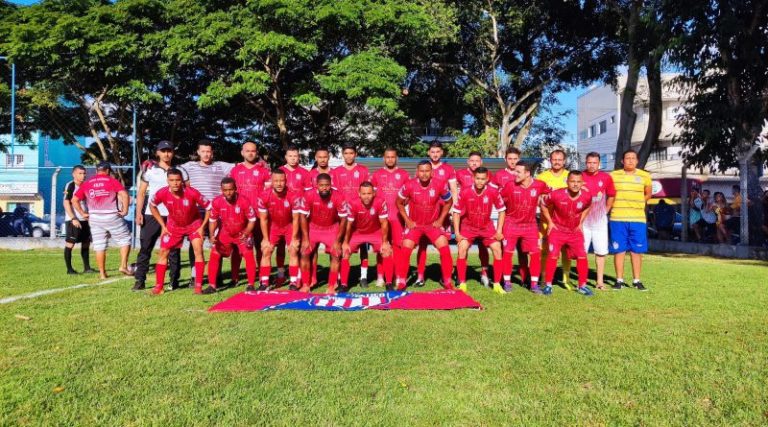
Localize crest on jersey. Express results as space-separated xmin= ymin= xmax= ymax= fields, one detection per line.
xmin=395 ymin=173 xmax=400 ymax=180
xmin=577 ymin=202 xmax=583 ymax=209
xmin=598 ymin=180 xmax=604 ymax=187
xmin=327 ymin=201 xmax=333 ymax=208
xmin=439 ymin=169 xmax=445 ymax=176
xmin=429 ymin=189 xmax=435 ymax=198
xmin=530 ymin=189 xmax=537 ymax=197
xmin=284 ymin=200 xmax=289 ymax=208
xmin=634 ymin=176 xmax=641 ymax=183
xmin=353 ymin=170 xmax=360 ymax=179
xmin=370 ymin=207 xmax=375 ymax=215
xmin=253 ymin=170 xmax=259 ymax=177
xmin=483 ymin=196 xmax=489 ymax=204
xmin=183 ymin=199 xmax=189 ymax=207
xmin=235 ymin=206 xmax=241 ymax=214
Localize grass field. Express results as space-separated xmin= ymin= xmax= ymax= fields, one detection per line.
xmin=1 ymin=248 xmax=767 ymax=425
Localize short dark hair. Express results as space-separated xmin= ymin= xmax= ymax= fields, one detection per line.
xmin=314 ymin=146 xmax=330 ymax=155
xmin=384 ymin=147 xmax=398 ymax=155
xmin=285 ymin=145 xmax=300 ymax=153
xmin=622 ymin=149 xmax=637 ymax=159
xmin=505 ymin=147 xmax=521 ymax=156
xmin=568 ymin=170 xmax=583 ymax=178
xmin=516 ymin=162 xmax=533 ymax=174
xmin=586 ymin=152 xmax=601 ymax=161
xmin=473 ymin=166 xmax=489 ymax=175
xmin=271 ymin=169 xmax=286 ymax=177
xmin=341 ymin=143 xmax=357 ymax=153
xmin=72 ymin=165 xmax=86 ymax=172
xmin=468 ymin=151 xmax=482 ymax=158
xmin=428 ymin=141 xmax=444 ymax=150
xmin=316 ymin=173 xmax=331 ymax=183
xmin=167 ymin=168 xmax=184 ymax=178
xmin=197 ymin=139 xmax=213 ymax=149
xmin=220 ymin=177 xmax=236 ymax=187
xmin=549 ymin=149 xmax=566 ymax=159
xmin=417 ymin=160 xmax=432 ymax=168
xmin=359 ymin=181 xmax=374 ymax=189
xmin=702 ymin=189 xmax=711 ymax=196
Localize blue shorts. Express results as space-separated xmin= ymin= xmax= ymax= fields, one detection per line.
xmin=609 ymin=221 xmax=648 ymax=254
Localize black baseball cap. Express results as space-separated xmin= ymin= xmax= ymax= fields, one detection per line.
xmin=96 ymin=161 xmax=112 ymax=171
xmin=156 ymin=140 xmax=174 ymax=151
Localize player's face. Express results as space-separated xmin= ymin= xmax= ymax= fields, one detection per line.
xmin=342 ymin=148 xmax=356 ymax=165
xmin=317 ymin=179 xmax=332 ymax=197
xmin=417 ymin=164 xmax=432 ymax=183
xmin=505 ymin=153 xmax=519 ymax=169
xmin=285 ymin=150 xmax=299 ymax=167
xmin=467 ymin=155 xmax=482 ymax=171
xmin=383 ymin=150 xmax=398 ymax=168
xmin=622 ymin=152 xmax=638 ymax=170
xmin=197 ymin=145 xmax=213 ymax=164
xmin=167 ymin=174 xmax=183 ymax=192
xmin=550 ymin=152 xmax=565 ymax=171
xmin=221 ymin=183 xmax=236 ymax=201
xmin=359 ymin=186 xmax=374 ymax=205
xmin=567 ymin=174 xmax=583 ymax=193
xmin=72 ymin=169 xmax=86 ymax=184
xmin=585 ymin=156 xmax=600 ymax=173
xmin=271 ymin=173 xmax=286 ymax=193
xmin=428 ymin=147 xmax=443 ymax=163
xmin=315 ymin=150 xmax=329 ymax=168
xmin=241 ymin=142 xmax=258 ymax=164
xmin=473 ymin=172 xmax=488 ymax=190
xmin=157 ymin=148 xmax=174 ymax=164
xmin=514 ymin=165 xmax=530 ymax=183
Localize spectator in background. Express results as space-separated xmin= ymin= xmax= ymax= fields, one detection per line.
xmin=726 ymin=185 xmax=743 ymax=234
xmin=699 ymin=190 xmax=717 ymax=242
xmin=688 ymin=187 xmax=703 ymax=241
xmin=653 ymin=199 xmax=675 ymax=240
xmin=12 ymin=205 xmax=31 ymax=236
xmin=713 ymin=192 xmax=731 ymax=244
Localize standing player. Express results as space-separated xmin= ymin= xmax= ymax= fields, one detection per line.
xmin=257 ymin=169 xmax=303 ymax=290
xmin=71 ymin=162 xmax=132 ymax=279
xmin=274 ymin=146 xmax=312 ymax=285
xmin=396 ymin=161 xmax=455 ymax=290
xmin=309 ymin=147 xmax=333 ymax=188
xmin=609 ymin=149 xmax=652 ymax=291
xmin=582 ymin=152 xmax=616 ymax=290
xmin=370 ymin=148 xmax=410 ymax=287
xmin=296 ymin=173 xmax=348 ymax=293
xmin=492 ymin=147 xmax=529 ymax=283
xmin=452 ymin=167 xmax=506 ymax=294
xmin=454 ymin=151 xmax=493 ymax=286
xmin=538 ymin=149 xmax=573 ymax=289
xmin=540 ymin=171 xmax=593 ymax=296
xmin=413 ymin=141 xmax=458 ymax=287
xmin=63 ymin=165 xmax=94 ymax=274
xmin=330 ymin=144 xmax=372 ymax=286
xmin=203 ymin=178 xmax=258 ymax=293
xmin=341 ymin=183 xmax=393 ymax=291
xmin=149 ymin=169 xmax=210 ymax=295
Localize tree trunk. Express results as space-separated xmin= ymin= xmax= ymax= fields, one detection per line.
xmin=637 ymin=50 xmax=663 ymax=169
xmin=614 ymin=3 xmax=641 ymax=169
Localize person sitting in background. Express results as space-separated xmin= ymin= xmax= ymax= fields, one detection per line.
xmin=688 ymin=188 xmax=703 ymax=241
xmin=653 ymin=199 xmax=675 ymax=240
xmin=713 ymin=192 xmax=731 ymax=244
xmin=699 ymin=190 xmax=717 ymax=243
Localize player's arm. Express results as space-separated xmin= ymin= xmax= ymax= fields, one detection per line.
xmin=243 ymin=214 xmax=257 ymax=238
xmin=198 ymin=208 xmax=211 ymax=237
xmin=117 ymin=190 xmax=130 ymax=217
xmin=299 ymin=213 xmax=310 ymax=254
xmin=208 ymin=213 xmax=219 ymax=246
xmin=149 ymin=203 xmax=167 ymax=235
xmin=396 ymin=193 xmax=415 ymax=229
xmin=539 ymin=199 xmax=555 ymax=234
xmin=379 ymin=217 xmax=392 ymax=257
xmin=450 ymin=179 xmax=459 ymax=204
xmin=259 ymin=209 xmax=271 ymax=245
xmin=644 ymin=183 xmax=652 ymax=201
xmin=342 ymin=217 xmax=353 ymax=257
xmin=495 ymin=210 xmax=506 ymax=241
xmin=435 ymin=194 xmax=453 ymax=228
xmin=135 ymin=179 xmax=149 ymax=226
xmin=71 ymin=194 xmax=89 ymax=221
xmin=451 ymin=207 xmax=463 ymax=242
xmin=63 ymin=184 xmax=81 ymax=227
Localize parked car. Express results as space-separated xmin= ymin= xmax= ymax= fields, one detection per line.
xmin=0 ymin=212 xmax=52 ymax=237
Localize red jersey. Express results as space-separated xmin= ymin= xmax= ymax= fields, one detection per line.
xmin=501 ymin=179 xmax=550 ymax=225
xmin=74 ymin=175 xmax=125 ymax=215
xmin=296 ymin=189 xmax=348 ymax=228
xmin=151 ymin=186 xmax=210 ymax=229
xmin=581 ymin=170 xmax=616 ymax=227
xmin=370 ymin=167 xmax=410 ymax=218
xmin=430 ymin=161 xmax=456 ymax=189
xmin=308 ymin=167 xmax=334 ymax=189
xmin=456 ymin=168 xmax=494 ymax=190
xmin=453 ymin=185 xmax=505 ymax=229
xmin=279 ymin=165 xmax=312 ymax=193
xmin=492 ymin=168 xmax=517 ymax=189
xmin=347 ymin=196 xmax=389 ymax=234
xmin=330 ymin=164 xmax=369 ymax=200
xmin=398 ymin=178 xmax=452 ymax=226
xmin=257 ymin=189 xmax=302 ymax=228
xmin=229 ymin=162 xmax=271 ymax=205
xmin=546 ymin=188 xmax=592 ymax=232
xmin=210 ymin=194 xmax=256 ymax=237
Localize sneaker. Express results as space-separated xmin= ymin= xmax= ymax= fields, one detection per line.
xmin=480 ymin=274 xmax=490 ymax=288
xmin=288 ymin=283 xmax=300 ymax=291
xmin=502 ymin=280 xmax=514 ymax=292
xmin=201 ymin=286 xmax=218 ymax=295
xmin=542 ymin=285 xmax=553 ymax=296
xmin=385 ymin=284 xmax=394 ymax=291
xmin=443 ymin=281 xmax=455 ymax=290
xmin=131 ymin=282 xmax=146 ymax=292
xmin=82 ymin=268 xmax=98 ymax=274
xmin=396 ymin=282 xmax=408 ymax=291
xmin=257 ymin=284 xmax=269 ymax=291
xmin=577 ymin=286 xmax=593 ymax=296
xmin=530 ymin=285 xmax=543 ymax=295
xmin=337 ymin=285 xmax=350 ymax=294
xmin=492 ymin=282 xmax=506 ymax=295
xmin=194 ymin=286 xmax=203 ymax=295
xmin=458 ymin=282 xmax=468 ymax=293
xmin=151 ymin=286 xmax=164 ymax=295
xmin=67 ymin=269 xmax=78 ymax=275
xmin=561 ymin=280 xmax=573 ymax=291
xmin=414 ymin=279 xmax=425 ymax=288
xmin=275 ymin=276 xmax=286 ymax=287
xmin=360 ymin=278 xmax=369 ymax=288
xmin=245 ymin=285 xmax=256 ymax=292
xmin=612 ymin=281 xmax=625 ymax=291
xmin=634 ymin=281 xmax=648 ymax=291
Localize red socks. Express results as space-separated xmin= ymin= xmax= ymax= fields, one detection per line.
xmin=502 ymin=251 xmax=514 ymax=278
xmin=340 ymin=258 xmax=351 ymax=286
xmin=289 ymin=265 xmax=299 ymax=284
xmin=259 ymin=266 xmax=271 ymax=286
xmin=457 ymin=258 xmax=467 ymax=283
xmin=544 ymin=256 xmax=558 ymax=284
xmin=529 ymin=252 xmax=541 ymax=284
xmin=493 ymin=258 xmax=503 ymax=283
xmin=301 ymin=268 xmax=311 ymax=288
xmin=381 ymin=255 xmax=394 ymax=284
xmin=417 ymin=241 xmax=428 ymax=278
xmin=398 ymin=246 xmax=414 ymax=283
xmin=154 ymin=263 xmax=167 ymax=290
xmin=276 ymin=244 xmax=285 ymax=271
xmin=438 ymin=246 xmax=453 ymax=285
xmin=479 ymin=245 xmax=489 ymax=268
xmin=207 ymin=252 xmax=221 ymax=289
xmin=194 ymin=261 xmax=205 ymax=288
xmin=243 ymin=252 xmax=257 ymax=286
xmin=577 ymin=257 xmax=588 ymax=287
xmin=328 ymin=268 xmax=338 ymax=291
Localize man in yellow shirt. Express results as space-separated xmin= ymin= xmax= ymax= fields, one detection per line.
xmin=538 ymin=149 xmax=573 ymax=289
xmin=609 ymin=149 xmax=652 ymax=291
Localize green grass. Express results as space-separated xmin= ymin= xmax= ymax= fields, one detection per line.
xmin=1 ymin=249 xmax=767 ymax=425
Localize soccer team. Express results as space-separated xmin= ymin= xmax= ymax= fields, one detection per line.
xmin=64 ymin=140 xmax=653 ymax=296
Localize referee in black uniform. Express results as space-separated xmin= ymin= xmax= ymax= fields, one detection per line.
xmin=63 ymin=165 xmax=95 ymax=274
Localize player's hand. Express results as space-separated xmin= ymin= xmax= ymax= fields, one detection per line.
xmin=196 ymin=227 xmax=205 ymax=239
xmin=381 ymin=242 xmax=392 ymax=258
xmin=404 ymin=218 xmax=416 ymax=230
xmin=161 ymin=226 xmax=170 ymax=237
xmin=261 ymin=239 xmax=272 ymax=253
xmin=342 ymin=242 xmax=351 ymax=257
xmin=333 ymin=241 xmax=342 ymax=257
xmin=547 ymin=222 xmax=556 ymax=236
xmin=494 ymin=231 xmax=504 ymax=241
xmin=300 ymin=239 xmax=310 ymax=254
xmin=135 ymin=212 xmax=144 ymax=226
xmin=432 ymin=219 xmax=443 ymax=228
xmin=209 ymin=235 xmax=217 ymax=246
xmin=119 ymin=209 xmax=129 ymax=218
xmin=455 ymin=233 xmax=465 ymax=243
xmin=289 ymin=238 xmax=300 ymax=253
xmin=72 ymin=219 xmax=81 ymax=229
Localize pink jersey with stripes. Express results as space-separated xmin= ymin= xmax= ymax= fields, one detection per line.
xmin=546 ymin=188 xmax=592 ymax=232
xmin=581 ymin=170 xmax=616 ymax=227
xmin=371 ymin=167 xmax=410 ymax=219
xmin=279 ymin=165 xmax=312 ymax=193
xmin=330 ymin=164 xmax=369 ymax=201
xmin=297 ymin=189 xmax=348 ymax=228
xmin=257 ymin=189 xmax=302 ymax=228
xmin=151 ymin=187 xmax=210 ymax=229
xmin=74 ymin=175 xmax=125 ymax=215
xmin=229 ymin=163 xmax=271 ymax=206
xmin=500 ymin=179 xmax=550 ymax=225
xmin=210 ymin=195 xmax=256 ymax=237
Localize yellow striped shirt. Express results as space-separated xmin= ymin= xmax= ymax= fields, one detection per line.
xmin=610 ymin=169 xmax=651 ymax=223
xmin=537 ymin=169 xmax=569 ymax=190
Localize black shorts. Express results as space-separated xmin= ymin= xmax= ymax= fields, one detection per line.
xmin=65 ymin=220 xmax=91 ymax=244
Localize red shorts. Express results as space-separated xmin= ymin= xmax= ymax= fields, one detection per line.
xmin=304 ymin=224 xmax=341 ymax=257
xmin=404 ymin=225 xmax=446 ymax=245
xmin=349 ymin=232 xmax=384 ymax=253
xmin=503 ymin=223 xmax=541 ymax=254
xmin=547 ymin=229 xmax=586 ymax=259
xmin=215 ymin=231 xmax=253 ymax=258
xmin=269 ymin=224 xmax=293 ymax=245
xmin=459 ymin=224 xmax=497 ymax=247
xmin=161 ymin=221 xmax=203 ymax=250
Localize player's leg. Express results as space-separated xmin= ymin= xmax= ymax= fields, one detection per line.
xmin=431 ymin=229 xmax=454 ymax=289
xmin=560 ymin=249 xmax=572 ymax=290
xmin=488 ymin=240 xmax=505 ymax=293
xmin=327 ymin=236 xmax=341 ymax=294
xmin=259 ymin=238 xmax=274 ymax=290
xmin=64 ymin=223 xmax=77 ymax=273
xmin=609 ymin=221 xmax=630 ymax=290
xmin=190 ymin=235 xmax=206 ymax=293
xmin=311 ymin=251 xmax=319 ymax=286
xmin=415 ymin=239 xmax=428 ymax=286
xmin=287 ymin=233 xmax=301 ymax=290
xmin=153 ymin=248 xmax=171 ymax=294
xmin=358 ymin=244 xmax=369 ymax=287
xmin=478 ymin=244 xmax=490 ymax=286
xmin=591 ymin=223 xmax=609 ymax=290
xmin=501 ymin=227 xmax=516 ymax=288
xmin=299 ymin=244 xmax=315 ymax=292
xmin=133 ymin=215 xmax=160 ymax=290
xmin=628 ymin=222 xmax=648 ymax=290
xmin=455 ymin=237 xmax=471 ymax=292
xmin=275 ymin=242 xmax=286 ymax=285
xmin=542 ymin=237 xmax=564 ymax=295
xmin=375 ymin=253 xmax=385 ymax=287
xmin=203 ymin=244 xmax=225 ymax=294
xmin=90 ymin=220 xmax=109 ymax=279
xmin=397 ymin=237 xmax=417 ymax=290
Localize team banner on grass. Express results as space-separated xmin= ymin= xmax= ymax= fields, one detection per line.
xmin=208 ymin=289 xmax=482 ymax=312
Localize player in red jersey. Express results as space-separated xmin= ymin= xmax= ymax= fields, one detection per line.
xmin=492 ymin=147 xmax=529 ymax=284
xmin=309 ymin=146 xmax=333 ymax=189
xmin=396 ymin=161 xmax=455 ymax=290
xmin=540 ymin=171 xmax=593 ymax=296
xmin=455 ymin=151 xmax=494 ymax=286
xmin=202 ymin=178 xmax=258 ymax=294
xmin=330 ymin=144 xmax=372 ymax=286
xmin=275 ymin=146 xmax=311 ymax=285
xmin=413 ymin=141 xmax=458 ymax=287
xmin=257 ymin=169 xmax=303 ymax=290
xmin=341 ymin=183 xmax=394 ymax=291
xmin=499 ymin=162 xmax=549 ymax=292
xmin=149 ymin=169 xmax=211 ymax=295
xmin=296 ymin=173 xmax=348 ymax=293
xmin=452 ymin=167 xmax=506 ymax=294
xmin=370 ymin=148 xmax=410 ymax=287
xmin=581 ymin=152 xmax=616 ymax=290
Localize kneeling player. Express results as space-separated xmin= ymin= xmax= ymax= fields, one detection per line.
xmin=258 ymin=169 xmax=303 ymax=290
xmin=540 ymin=171 xmax=593 ymax=296
xmin=341 ymin=182 xmax=394 ymax=291
xmin=396 ymin=161 xmax=454 ymax=289
xmin=150 ymin=169 xmax=210 ymax=294
xmin=452 ymin=167 xmax=506 ymax=293
xmin=203 ymin=178 xmax=258 ymax=294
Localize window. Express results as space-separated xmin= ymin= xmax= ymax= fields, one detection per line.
xmin=589 ymin=125 xmax=596 ymax=138
xmin=610 ymin=115 xmax=615 ymax=124
xmin=649 ymin=148 xmax=668 ymax=161
xmin=5 ymin=154 xmax=24 ymax=167
xmin=599 ymin=120 xmax=607 ymax=134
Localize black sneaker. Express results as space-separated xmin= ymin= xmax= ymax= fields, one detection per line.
xmin=337 ymin=285 xmax=350 ymax=293
xmin=201 ymin=286 xmax=218 ymax=295
xmin=633 ymin=281 xmax=648 ymax=291
xmin=132 ymin=282 xmax=146 ymax=291
xmin=257 ymin=284 xmax=269 ymax=291
xmin=288 ymin=283 xmax=300 ymax=291
xmin=67 ymin=269 xmax=78 ymax=275
xmin=612 ymin=281 xmax=625 ymax=291
xmin=385 ymin=284 xmax=394 ymax=291
xmin=82 ymin=268 xmax=97 ymax=274
xmin=414 ymin=279 xmax=425 ymax=288
xmin=245 ymin=285 xmax=256 ymax=292
xmin=360 ymin=278 xmax=369 ymax=288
